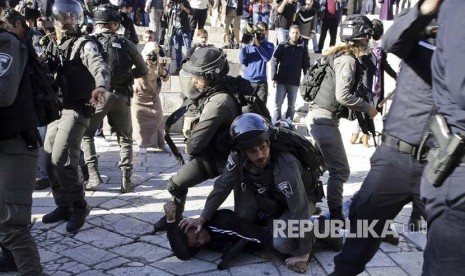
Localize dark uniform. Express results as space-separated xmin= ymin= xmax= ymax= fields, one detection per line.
xmin=81 ymin=23 xmax=148 ymax=193
xmin=168 ymin=86 xmax=241 ymax=215
xmin=332 ymin=5 xmax=436 ymax=275
xmin=421 ymin=1 xmax=465 ymax=275
xmin=201 ymin=150 xmax=315 ymax=257
xmin=0 ymin=28 xmax=43 ymax=274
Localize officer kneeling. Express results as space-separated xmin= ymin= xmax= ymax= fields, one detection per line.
xmin=179 ymin=113 xmax=318 ymax=274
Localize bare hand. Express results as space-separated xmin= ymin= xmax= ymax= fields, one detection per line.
xmin=163 ymin=201 xmax=177 ymax=221
xmin=420 ymin=0 xmax=443 ymax=15
xmin=179 ymin=217 xmax=205 ymax=234
xmin=90 ymin=87 xmax=106 ymax=106
xmin=273 ymin=81 xmax=277 ymax=88
xmin=145 ymin=6 xmax=150 ymax=13
xmin=368 ymin=105 xmax=378 ymax=118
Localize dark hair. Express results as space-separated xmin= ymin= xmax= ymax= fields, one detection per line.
xmin=371 ymin=19 xmax=384 ymax=41
xmin=0 ymin=8 xmax=28 ymax=29
xmin=144 ymin=29 xmax=154 ymax=35
xmin=255 ymin=21 xmax=268 ymax=31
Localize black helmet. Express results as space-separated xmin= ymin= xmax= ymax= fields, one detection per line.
xmin=340 ymin=15 xmax=373 ymax=42
xmin=51 ymin=0 xmax=84 ymax=33
xmin=230 ymin=113 xmax=270 ymax=150
xmin=94 ymin=4 xmax=121 ymax=24
xmin=180 ymin=46 xmax=229 ymax=100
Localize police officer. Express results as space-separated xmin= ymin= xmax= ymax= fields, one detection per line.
xmin=153 ymin=46 xmax=241 ymax=232
xmin=421 ymin=0 xmax=465 ymax=275
xmin=179 ymin=113 xmax=317 ymax=274
xmin=41 ymin=0 xmax=110 ymax=233
xmin=0 ymin=7 xmax=43 ymax=275
xmin=81 ymin=4 xmax=147 ymax=193
xmin=330 ymin=2 xmax=440 ymax=275
xmin=307 ymin=15 xmax=377 ymax=222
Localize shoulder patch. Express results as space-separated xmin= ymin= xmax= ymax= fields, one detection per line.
xmin=341 ymin=68 xmax=353 ymax=84
xmin=278 ymin=181 xmax=293 ymax=198
xmin=111 ymin=42 xmax=122 ymax=49
xmin=83 ymin=42 xmax=99 ymax=54
xmin=0 ymin=53 xmax=13 ymax=77
xmin=226 ymin=155 xmax=236 ymax=171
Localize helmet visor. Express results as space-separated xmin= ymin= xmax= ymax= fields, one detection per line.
xmin=52 ymin=0 xmax=83 ymax=31
xmin=179 ymin=69 xmax=203 ymax=100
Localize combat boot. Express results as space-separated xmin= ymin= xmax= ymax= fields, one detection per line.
xmin=80 ymin=165 xmax=89 ymax=183
xmin=0 ymin=247 xmax=18 ymax=272
xmin=42 ymin=207 xmax=72 ymax=223
xmin=121 ymin=169 xmax=133 ymax=193
xmin=85 ymin=166 xmax=103 ymax=190
xmin=66 ymin=203 xmax=90 ymax=233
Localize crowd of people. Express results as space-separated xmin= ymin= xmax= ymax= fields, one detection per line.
xmin=2 ymin=0 xmax=465 ymax=275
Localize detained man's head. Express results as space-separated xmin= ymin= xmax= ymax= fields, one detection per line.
xmin=186 ymin=227 xmax=211 ymax=248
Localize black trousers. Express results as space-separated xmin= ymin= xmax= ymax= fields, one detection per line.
xmin=318 ymin=17 xmax=339 ymax=53
xmin=333 ymin=144 xmax=426 ymax=275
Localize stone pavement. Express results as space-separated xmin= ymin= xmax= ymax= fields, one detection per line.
xmin=1 ymin=120 xmax=426 ymax=276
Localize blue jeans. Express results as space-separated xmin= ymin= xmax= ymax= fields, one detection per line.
xmin=172 ymin=28 xmax=192 ymax=68
xmin=365 ymin=0 xmax=376 ymax=14
xmin=253 ymin=12 xmax=270 ymax=25
xmin=276 ymin=28 xmax=289 ymax=44
xmin=272 ymin=84 xmax=298 ymax=124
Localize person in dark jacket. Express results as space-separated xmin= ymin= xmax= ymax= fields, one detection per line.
xmin=271 ymin=25 xmax=310 ymax=129
xmin=318 ymin=0 xmax=343 ymax=53
xmin=153 ymin=46 xmax=242 ymax=233
xmin=274 ymin=0 xmax=297 ymax=44
xmin=179 ymin=113 xmax=319 ymax=274
xmin=294 ymin=0 xmax=318 ymax=50
xmin=331 ymin=2 xmax=440 ymax=275
xmin=0 ymin=7 xmax=43 ymax=275
xmin=421 ymin=0 xmax=465 ymax=275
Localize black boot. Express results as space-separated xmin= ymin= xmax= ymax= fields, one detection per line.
xmin=0 ymin=247 xmax=18 ymax=272
xmin=66 ymin=203 xmax=90 ymax=233
xmin=34 ymin=178 xmax=50 ymax=190
xmin=121 ymin=169 xmax=133 ymax=193
xmin=329 ymin=206 xmax=345 ymax=226
xmin=42 ymin=207 xmax=72 ymax=223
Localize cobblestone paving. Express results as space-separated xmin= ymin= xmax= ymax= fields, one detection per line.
xmin=1 ymin=119 xmax=427 ymax=276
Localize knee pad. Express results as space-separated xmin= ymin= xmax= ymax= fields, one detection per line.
xmin=166 ymin=178 xmax=188 ymax=198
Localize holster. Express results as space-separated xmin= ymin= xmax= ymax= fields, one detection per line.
xmin=424 ymin=115 xmax=465 ymax=187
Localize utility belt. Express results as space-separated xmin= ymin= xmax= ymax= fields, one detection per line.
xmin=65 ymin=103 xmax=96 ymax=118
xmin=424 ymin=115 xmax=465 ymax=187
xmin=381 ymin=132 xmax=428 ymax=161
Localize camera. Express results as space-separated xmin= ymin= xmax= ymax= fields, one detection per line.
xmin=241 ymin=23 xmax=265 ymax=44
xmin=147 ymin=52 xmax=157 ymax=62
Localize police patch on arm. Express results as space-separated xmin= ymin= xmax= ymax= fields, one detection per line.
xmin=226 ymin=155 xmax=236 ymax=171
xmin=341 ymin=67 xmax=353 ymax=84
xmin=278 ymin=181 xmax=293 ymax=198
xmin=83 ymin=42 xmax=99 ymax=54
xmin=0 ymin=53 xmax=13 ymax=77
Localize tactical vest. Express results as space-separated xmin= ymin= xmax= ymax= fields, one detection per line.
xmin=0 ymin=31 xmax=38 ymax=140
xmin=313 ymin=53 xmax=364 ymax=119
xmin=48 ymin=36 xmax=97 ymax=112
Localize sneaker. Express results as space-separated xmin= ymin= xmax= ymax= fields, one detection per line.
xmin=0 ymin=248 xmax=18 ymax=272
xmin=34 ymin=178 xmax=50 ymax=190
xmin=42 ymin=207 xmax=72 ymax=224
xmin=153 ymin=215 xmax=169 ymax=233
xmin=66 ymin=205 xmax=91 ymax=233
xmin=139 ymin=147 xmax=147 ymax=155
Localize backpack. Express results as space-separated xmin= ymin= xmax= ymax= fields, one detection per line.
xmin=299 ymin=53 xmax=339 ymax=103
xmin=221 ymin=76 xmax=271 ymax=121
xmin=300 ymin=52 xmax=364 ymax=119
xmin=27 ymin=45 xmax=62 ymax=126
xmin=94 ymin=33 xmax=134 ymax=87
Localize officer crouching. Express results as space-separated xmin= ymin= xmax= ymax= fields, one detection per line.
xmin=179 ymin=114 xmax=318 ymax=274
xmin=42 ymin=0 xmax=110 ymax=233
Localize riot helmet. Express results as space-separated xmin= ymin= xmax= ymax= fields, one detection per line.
xmin=230 ymin=113 xmax=270 ymax=150
xmin=340 ymin=15 xmax=373 ymax=42
xmin=94 ymin=4 xmax=121 ymax=24
xmin=51 ymin=0 xmax=83 ymax=34
xmin=179 ymin=46 xmax=229 ymax=100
